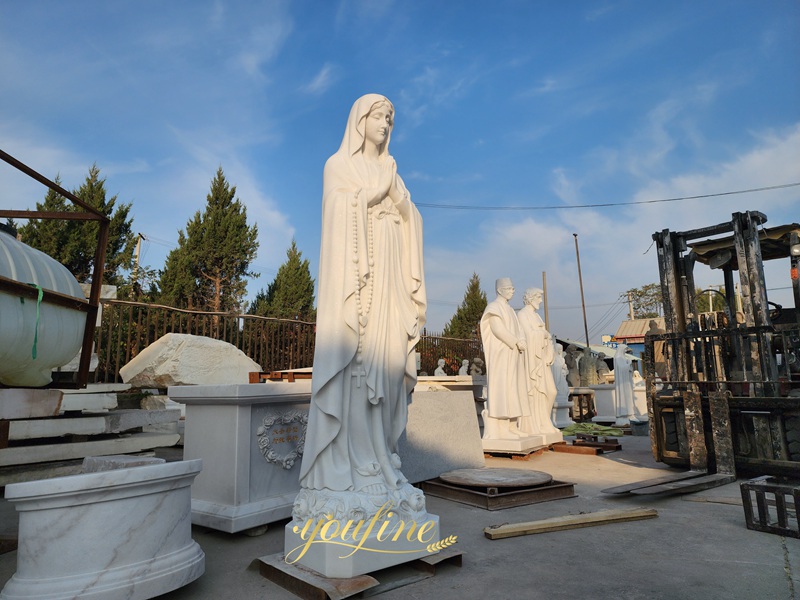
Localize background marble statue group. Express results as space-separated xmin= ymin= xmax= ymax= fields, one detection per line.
xmin=479 ymin=278 xmax=564 ymax=442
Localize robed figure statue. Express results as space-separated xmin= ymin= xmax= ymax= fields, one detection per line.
xmin=292 ymin=94 xmax=428 ymax=525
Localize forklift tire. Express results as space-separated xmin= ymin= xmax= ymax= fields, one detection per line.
xmin=785 ymin=416 xmax=800 ymax=461
xmin=664 ymin=414 xmax=679 ymax=451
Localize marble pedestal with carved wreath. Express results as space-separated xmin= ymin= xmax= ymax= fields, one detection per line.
xmin=169 ymin=382 xmax=311 ymax=533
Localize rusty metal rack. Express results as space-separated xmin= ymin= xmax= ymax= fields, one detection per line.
xmin=0 ymin=149 xmax=109 ymax=389
xmin=249 ymin=370 xmax=313 ymax=383
xmin=740 ymin=475 xmax=799 ymax=538
xmin=573 ymin=434 xmax=622 ymax=451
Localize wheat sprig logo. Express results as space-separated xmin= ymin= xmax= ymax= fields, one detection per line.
xmin=427 ymin=535 xmax=458 ymax=553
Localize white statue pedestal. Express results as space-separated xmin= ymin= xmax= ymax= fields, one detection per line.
xmin=283 ymin=514 xmax=440 ymax=578
xmin=169 ymin=382 xmax=312 ymax=533
xmin=482 ymin=434 xmax=547 ymax=453
xmin=0 ymin=458 xmax=204 ymax=600
xmin=552 ymin=396 xmax=575 ymax=428
xmin=591 ymin=384 xmax=617 ymax=424
xmin=589 ymin=385 xmax=649 ymax=426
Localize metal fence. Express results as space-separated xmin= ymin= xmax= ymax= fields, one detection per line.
xmin=93 ymin=301 xmax=484 ymax=383
xmin=94 ymin=300 xmax=316 ymax=383
xmin=417 ymin=330 xmax=484 ymax=376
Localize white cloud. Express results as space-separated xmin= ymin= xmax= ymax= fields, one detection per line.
xmin=335 ymin=0 xmax=395 ymax=29
xmin=302 ymin=64 xmax=337 ymax=95
xmin=232 ymin=14 xmax=294 ymax=80
xmin=551 ymin=168 xmax=582 ymax=205
xmin=398 ymin=66 xmax=478 ymax=129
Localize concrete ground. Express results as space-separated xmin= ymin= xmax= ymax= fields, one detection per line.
xmin=1 ymin=435 xmax=798 ymax=599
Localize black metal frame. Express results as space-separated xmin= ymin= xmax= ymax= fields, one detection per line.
xmin=645 ymin=211 xmax=800 ymax=476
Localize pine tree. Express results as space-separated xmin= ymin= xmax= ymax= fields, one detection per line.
xmin=18 ymin=167 xmax=135 ymax=285
xmin=157 ymin=231 xmax=198 ymax=307
xmin=157 ymin=167 xmax=258 ymax=312
xmin=250 ymin=240 xmax=316 ymax=320
xmin=443 ymin=272 xmax=487 ymax=339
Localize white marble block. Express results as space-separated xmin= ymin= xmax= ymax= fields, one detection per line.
xmin=121 ymin=333 xmax=261 ymax=387
xmin=591 ymin=384 xmax=649 ymax=425
xmin=0 ymin=459 xmax=204 ymax=600
xmin=398 ymin=389 xmax=484 ymax=483
xmin=169 ymin=382 xmax=312 ymax=533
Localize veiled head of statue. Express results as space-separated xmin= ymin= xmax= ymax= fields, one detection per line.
xmin=340 ymin=94 xmax=395 ymax=157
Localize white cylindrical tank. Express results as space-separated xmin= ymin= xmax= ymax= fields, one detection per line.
xmin=0 ymin=225 xmax=86 ymax=387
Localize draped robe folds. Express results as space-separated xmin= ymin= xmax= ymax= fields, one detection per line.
xmin=614 ymin=347 xmax=636 ymax=419
xmin=480 ymin=299 xmax=528 ymax=419
xmin=297 ymin=95 xmax=426 ymax=512
xmin=517 ymin=305 xmax=560 ymax=434
xmin=552 ymin=346 xmax=570 ymax=406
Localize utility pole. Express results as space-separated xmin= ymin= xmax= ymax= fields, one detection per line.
xmin=542 ymin=271 xmax=550 ymax=331
xmin=573 ymin=233 xmax=590 ymax=349
xmin=132 ymin=233 xmax=145 ymax=299
xmin=628 ymin=292 xmax=634 ymax=320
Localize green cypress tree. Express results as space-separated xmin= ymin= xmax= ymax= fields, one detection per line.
xmin=443 ymin=272 xmax=487 ymax=339
xmin=157 ymin=167 xmax=258 ymax=312
xmin=250 ymin=240 xmax=316 ymax=320
xmin=157 ymin=231 xmax=199 ymax=308
xmin=18 ymin=167 xmax=135 ymax=285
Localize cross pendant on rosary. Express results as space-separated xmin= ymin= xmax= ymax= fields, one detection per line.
xmin=352 ymin=365 xmax=367 ymax=388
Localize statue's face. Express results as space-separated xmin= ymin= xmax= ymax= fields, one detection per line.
xmin=364 ymin=104 xmax=392 ymax=148
xmin=498 ymin=285 xmax=514 ymax=300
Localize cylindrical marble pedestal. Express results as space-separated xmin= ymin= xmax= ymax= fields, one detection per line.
xmin=0 ymin=459 xmax=204 ymax=600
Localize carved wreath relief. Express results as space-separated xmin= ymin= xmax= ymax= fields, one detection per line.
xmin=256 ymin=410 xmax=308 ymax=470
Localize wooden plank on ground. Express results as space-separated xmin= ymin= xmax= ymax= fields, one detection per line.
xmin=629 ymin=473 xmax=736 ymax=496
xmin=483 ymin=507 xmax=658 ymax=540
xmin=551 ymin=444 xmax=601 ymax=455
xmin=0 ymin=389 xmax=63 ymax=419
xmin=601 ymin=470 xmax=706 ymax=495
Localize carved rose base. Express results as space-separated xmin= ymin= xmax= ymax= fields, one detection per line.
xmin=291 ymin=482 xmax=428 ymax=526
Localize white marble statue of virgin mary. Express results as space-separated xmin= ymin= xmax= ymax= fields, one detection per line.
xmin=292 ymin=94 xmax=427 ymax=524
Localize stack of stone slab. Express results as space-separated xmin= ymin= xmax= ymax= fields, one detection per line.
xmin=0 ymin=384 xmax=181 ymax=486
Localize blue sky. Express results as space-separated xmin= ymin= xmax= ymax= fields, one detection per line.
xmin=2 ymin=0 xmax=799 ymax=342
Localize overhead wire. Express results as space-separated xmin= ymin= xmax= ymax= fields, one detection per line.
xmin=416 ymin=182 xmax=800 ymax=211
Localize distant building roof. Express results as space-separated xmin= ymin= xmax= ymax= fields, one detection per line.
xmin=614 ymin=317 xmax=666 ymax=344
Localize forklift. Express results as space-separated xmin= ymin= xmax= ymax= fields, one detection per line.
xmin=605 ymin=211 xmax=799 ymax=496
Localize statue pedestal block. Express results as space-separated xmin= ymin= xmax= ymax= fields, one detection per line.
xmin=169 ymin=382 xmax=312 ymax=533
xmin=553 ymin=398 xmax=575 ymax=429
xmin=283 ymin=514 xmax=440 ymax=579
xmin=588 ymin=385 xmax=649 ymax=426
xmin=536 ymin=431 xmax=565 ymax=445
xmin=590 ymin=384 xmax=617 ymax=423
xmin=481 ymin=435 xmax=545 ymax=453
